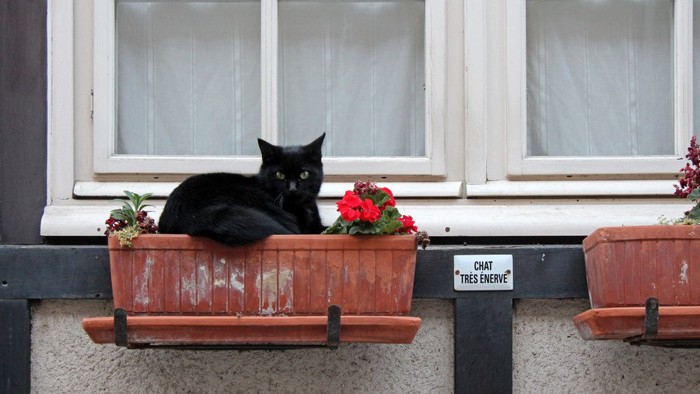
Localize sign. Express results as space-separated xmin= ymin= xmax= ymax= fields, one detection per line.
xmin=454 ymin=255 xmax=513 ymax=291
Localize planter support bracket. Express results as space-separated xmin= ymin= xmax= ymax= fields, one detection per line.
xmin=327 ymin=305 xmax=341 ymax=349
xmin=625 ymin=297 xmax=659 ymax=346
xmin=110 ymin=305 xmax=343 ymax=350
xmin=625 ymin=297 xmax=700 ymax=348
xmin=114 ymin=308 xmax=128 ymax=347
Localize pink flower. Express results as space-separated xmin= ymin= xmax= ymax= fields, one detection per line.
xmin=353 ymin=180 xmax=379 ymax=197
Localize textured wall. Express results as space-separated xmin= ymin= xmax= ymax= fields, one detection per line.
xmin=32 ymin=298 xmax=700 ymax=393
xmin=31 ymin=299 xmax=453 ymax=393
xmin=514 ymin=299 xmax=700 ymax=393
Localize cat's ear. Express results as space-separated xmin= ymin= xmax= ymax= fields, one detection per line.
xmin=304 ymin=133 xmax=326 ymax=162
xmin=258 ymin=138 xmax=280 ymax=163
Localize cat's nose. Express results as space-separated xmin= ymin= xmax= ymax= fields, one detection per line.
xmin=288 ymin=181 xmax=298 ymax=193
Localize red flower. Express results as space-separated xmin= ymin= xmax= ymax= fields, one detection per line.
xmin=359 ymin=199 xmax=381 ymax=223
xmin=337 ymin=191 xmax=362 ymax=221
xmin=397 ymin=215 xmax=418 ymax=234
xmin=380 ymin=187 xmax=396 ymax=209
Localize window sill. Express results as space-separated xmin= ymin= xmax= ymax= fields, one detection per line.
xmin=73 ymin=181 xmax=464 ymax=199
xmin=466 ymin=180 xmax=677 ymax=198
xmin=40 ymin=198 xmax=690 ymax=238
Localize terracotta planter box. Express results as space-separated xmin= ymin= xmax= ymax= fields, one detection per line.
xmin=107 ymin=234 xmax=417 ymax=316
xmin=575 ymin=225 xmax=700 ymax=342
xmin=583 ymin=225 xmax=700 ymax=308
xmin=83 ymin=234 xmax=421 ymax=346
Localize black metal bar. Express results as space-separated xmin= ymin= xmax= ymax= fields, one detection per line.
xmin=0 ymin=246 xmax=111 ymax=299
xmin=327 ymin=305 xmax=341 ymax=349
xmin=624 ymin=297 xmax=700 ymax=348
xmin=455 ymin=295 xmax=513 ymax=394
xmin=0 ymin=299 xmax=31 ymax=394
xmin=114 ymin=308 xmax=128 ymax=347
xmin=0 ymin=245 xmax=586 ymax=300
xmin=0 ymin=243 xmax=590 ymax=394
xmin=643 ymin=297 xmax=659 ymax=339
xmin=413 ymin=245 xmax=587 ymax=299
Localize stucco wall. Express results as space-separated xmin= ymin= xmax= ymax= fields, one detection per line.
xmin=513 ymin=299 xmax=700 ymax=393
xmin=31 ymin=298 xmax=700 ymax=393
xmin=31 ymin=299 xmax=453 ymax=393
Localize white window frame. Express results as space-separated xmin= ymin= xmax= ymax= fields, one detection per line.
xmin=502 ymin=0 xmax=691 ymax=177
xmin=92 ymin=0 xmax=446 ymax=176
xmin=43 ymin=0 xmax=693 ymax=238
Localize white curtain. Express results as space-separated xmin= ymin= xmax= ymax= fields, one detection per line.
xmin=526 ymin=0 xmax=673 ymax=157
xmin=116 ymin=0 xmax=425 ymax=157
xmin=695 ymin=0 xmax=700 ymax=138
xmin=278 ymin=1 xmax=425 ymax=157
xmin=117 ymin=2 xmax=262 ymax=156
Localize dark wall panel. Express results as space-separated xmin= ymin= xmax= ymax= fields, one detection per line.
xmin=0 ymin=0 xmax=48 ymax=244
xmin=0 ymin=300 xmax=30 ymax=393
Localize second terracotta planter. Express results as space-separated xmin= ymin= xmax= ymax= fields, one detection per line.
xmin=583 ymin=225 xmax=700 ymax=308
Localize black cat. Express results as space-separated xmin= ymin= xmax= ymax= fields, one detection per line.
xmin=158 ymin=134 xmax=325 ymax=245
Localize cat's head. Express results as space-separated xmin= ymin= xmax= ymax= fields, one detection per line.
xmin=257 ymin=133 xmax=325 ymax=203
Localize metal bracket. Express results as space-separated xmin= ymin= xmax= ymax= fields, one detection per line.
xmin=625 ymin=297 xmax=659 ymax=346
xmin=625 ymin=297 xmax=700 ymax=348
xmin=327 ymin=304 xmax=341 ymax=349
xmin=111 ymin=305 xmax=342 ymax=350
xmin=114 ymin=308 xmax=128 ymax=347
xmin=642 ymin=297 xmax=659 ymax=339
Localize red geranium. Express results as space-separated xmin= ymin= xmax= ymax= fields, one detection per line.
xmin=397 ymin=215 xmax=418 ymax=234
xmin=380 ymin=187 xmax=396 ymax=209
xmin=324 ymin=181 xmax=425 ymax=239
xmin=359 ymin=199 xmax=381 ymax=223
xmin=337 ymin=191 xmax=362 ymax=222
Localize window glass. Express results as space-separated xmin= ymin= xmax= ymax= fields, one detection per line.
xmin=695 ymin=0 xmax=700 ymax=138
xmin=116 ymin=1 xmax=262 ymax=156
xmin=526 ymin=0 xmax=673 ymax=156
xmin=277 ymin=0 xmax=425 ymax=157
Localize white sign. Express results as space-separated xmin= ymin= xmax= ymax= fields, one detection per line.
xmin=454 ymin=255 xmax=513 ymax=291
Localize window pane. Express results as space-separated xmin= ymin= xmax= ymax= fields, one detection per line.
xmin=116 ymin=1 xmax=261 ymax=156
xmin=526 ymin=0 xmax=673 ymax=157
xmin=695 ymin=0 xmax=700 ymax=138
xmin=278 ymin=1 xmax=425 ymax=157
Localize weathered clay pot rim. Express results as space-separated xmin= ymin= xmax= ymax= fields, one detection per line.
xmin=583 ymin=225 xmax=700 ymax=253
xmin=82 ymin=315 xmax=422 ymax=345
xmin=574 ymin=306 xmax=700 ymax=340
xmin=109 ymin=234 xmax=419 ymax=251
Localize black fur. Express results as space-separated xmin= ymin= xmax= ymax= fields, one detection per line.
xmin=158 ymin=134 xmax=325 ymax=245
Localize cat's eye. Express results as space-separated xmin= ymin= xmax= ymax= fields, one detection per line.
xmin=299 ymin=171 xmax=309 ymax=180
xmin=275 ymin=171 xmax=286 ymax=180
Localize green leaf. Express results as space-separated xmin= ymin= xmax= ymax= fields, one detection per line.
xmin=370 ymin=190 xmax=391 ymax=208
xmin=688 ymin=204 xmax=700 ymax=221
xmin=322 ymin=217 xmax=350 ymax=234
xmin=382 ymin=206 xmax=401 ymax=220
xmin=689 ymin=188 xmax=700 ymax=202
xmin=110 ymin=212 xmax=127 ymax=221
xmin=380 ymin=220 xmax=404 ymax=235
xmin=348 ymin=221 xmax=379 ymax=235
